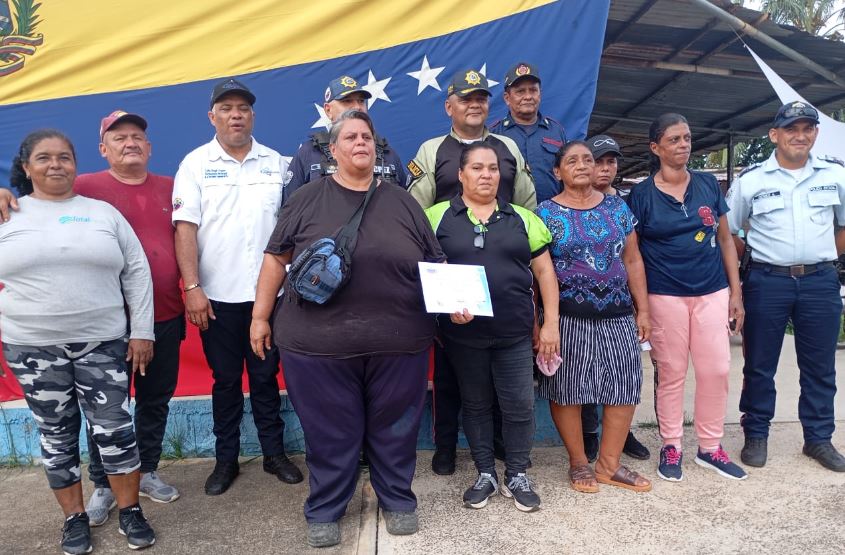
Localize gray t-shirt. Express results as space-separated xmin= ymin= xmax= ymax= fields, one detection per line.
xmin=0 ymin=195 xmax=154 ymax=346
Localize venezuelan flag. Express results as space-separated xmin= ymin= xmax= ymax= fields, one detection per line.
xmin=0 ymin=0 xmax=609 ymax=184
xmin=0 ymin=0 xmax=609 ymax=401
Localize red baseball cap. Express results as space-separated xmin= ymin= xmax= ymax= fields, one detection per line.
xmin=99 ymin=110 xmax=148 ymax=140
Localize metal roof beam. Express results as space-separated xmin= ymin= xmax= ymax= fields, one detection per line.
xmin=602 ymin=0 xmax=660 ymax=51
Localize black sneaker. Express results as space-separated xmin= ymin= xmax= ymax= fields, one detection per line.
xmin=431 ymin=447 xmax=456 ymax=475
xmin=741 ymin=437 xmax=768 ymax=468
xmin=803 ymin=441 xmax=845 ymax=472
xmin=623 ymin=431 xmax=651 ymax=460
xmin=583 ymin=432 xmax=599 ymax=462
xmin=205 ymin=460 xmax=239 ymax=495
xmin=61 ymin=512 xmax=92 ymax=555
xmin=501 ymin=473 xmax=540 ymax=512
xmin=118 ymin=505 xmax=156 ymax=550
xmin=463 ymin=472 xmax=498 ymax=509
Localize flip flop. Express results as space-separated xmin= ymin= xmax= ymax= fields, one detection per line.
xmin=569 ymin=464 xmax=599 ymax=493
xmin=596 ymin=465 xmax=652 ymax=492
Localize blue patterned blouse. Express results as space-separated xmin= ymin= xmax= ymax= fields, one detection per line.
xmin=537 ymin=194 xmax=637 ymax=318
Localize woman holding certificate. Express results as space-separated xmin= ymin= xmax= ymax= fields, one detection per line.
xmin=425 ymin=142 xmax=560 ymax=513
xmin=536 ymin=140 xmax=652 ymax=494
xmin=249 ymin=111 xmax=444 ymax=547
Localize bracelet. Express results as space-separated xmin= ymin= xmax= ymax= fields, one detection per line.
xmin=183 ymin=283 xmax=201 ymax=292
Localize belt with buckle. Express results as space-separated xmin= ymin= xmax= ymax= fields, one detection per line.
xmin=749 ymin=261 xmax=835 ymax=277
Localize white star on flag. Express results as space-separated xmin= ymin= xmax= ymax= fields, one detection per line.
xmin=480 ymin=64 xmax=499 ymax=87
xmin=363 ymin=70 xmax=391 ymax=109
xmin=311 ymin=103 xmax=332 ymax=129
xmin=407 ymin=55 xmax=445 ymax=95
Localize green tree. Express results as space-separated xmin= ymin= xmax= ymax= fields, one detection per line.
xmin=761 ymin=1 xmax=844 ymax=39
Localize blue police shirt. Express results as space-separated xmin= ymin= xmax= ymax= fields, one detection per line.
xmin=627 ymin=171 xmax=729 ymax=296
xmin=726 ymin=151 xmax=845 ymax=266
xmin=490 ymin=112 xmax=566 ymax=204
xmin=282 ymin=132 xmax=406 ymax=205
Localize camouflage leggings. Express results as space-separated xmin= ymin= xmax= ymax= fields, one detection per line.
xmin=3 ymin=339 xmax=140 ymax=489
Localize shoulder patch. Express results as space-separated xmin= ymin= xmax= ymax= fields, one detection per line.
xmin=407 ymin=159 xmax=425 ymax=180
xmin=738 ymin=163 xmax=762 ymax=177
xmin=821 ymin=155 xmax=845 ymax=167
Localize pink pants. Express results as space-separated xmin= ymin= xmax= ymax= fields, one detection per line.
xmin=649 ymin=288 xmax=730 ymax=451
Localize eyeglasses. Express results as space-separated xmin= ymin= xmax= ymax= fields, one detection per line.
xmin=780 ymin=105 xmax=818 ymax=120
xmin=473 ymin=224 xmax=486 ymax=249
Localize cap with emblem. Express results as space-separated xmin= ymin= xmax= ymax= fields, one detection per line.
xmin=210 ymin=78 xmax=256 ymax=109
xmin=99 ymin=110 xmax=147 ymax=141
xmin=324 ymin=75 xmax=372 ymax=103
xmin=504 ymin=62 xmax=541 ymax=88
xmin=587 ymin=135 xmax=622 ymax=160
xmin=773 ymin=101 xmax=820 ymax=128
xmin=446 ymin=69 xmax=492 ymax=98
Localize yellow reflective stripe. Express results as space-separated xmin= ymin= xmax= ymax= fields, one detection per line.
xmin=2 ymin=0 xmax=555 ymax=105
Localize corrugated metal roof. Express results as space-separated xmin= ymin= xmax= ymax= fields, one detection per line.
xmin=592 ymin=0 xmax=845 ymax=177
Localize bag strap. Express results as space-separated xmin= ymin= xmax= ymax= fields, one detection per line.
xmin=335 ymin=178 xmax=379 ymax=254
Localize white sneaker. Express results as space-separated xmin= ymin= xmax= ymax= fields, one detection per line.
xmin=85 ymin=487 xmax=116 ymax=527
xmin=139 ymin=471 xmax=180 ymax=503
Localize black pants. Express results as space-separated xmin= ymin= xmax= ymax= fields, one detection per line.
xmin=581 ymin=404 xmax=600 ymax=434
xmin=281 ymin=349 xmax=429 ymax=523
xmin=201 ymin=300 xmax=285 ymax=462
xmin=88 ymin=317 xmax=182 ymax=487
xmin=444 ymin=336 xmax=535 ymax=475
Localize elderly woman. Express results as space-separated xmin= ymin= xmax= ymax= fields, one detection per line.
xmin=627 ymin=113 xmax=746 ymax=482
xmin=0 ymin=129 xmax=156 ymax=554
xmin=425 ymin=143 xmax=559 ymax=513
xmin=536 ymin=140 xmax=652 ymax=494
xmin=250 ymin=110 xmax=444 ymax=548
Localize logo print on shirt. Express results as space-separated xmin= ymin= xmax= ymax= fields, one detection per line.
xmin=173 ymin=197 xmax=183 ymax=211
xmin=58 ymin=216 xmax=91 ymax=224
xmin=204 ymin=169 xmax=228 ymax=179
xmin=698 ymin=206 xmax=715 ymax=227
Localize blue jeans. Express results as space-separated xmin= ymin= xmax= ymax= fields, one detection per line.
xmin=444 ymin=335 xmax=535 ymax=475
xmin=740 ymin=265 xmax=840 ymax=443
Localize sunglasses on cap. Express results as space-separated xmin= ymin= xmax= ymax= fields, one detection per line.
xmin=779 ymin=105 xmax=819 ymax=121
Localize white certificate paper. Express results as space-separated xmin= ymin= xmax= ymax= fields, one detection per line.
xmin=418 ymin=262 xmax=494 ymax=317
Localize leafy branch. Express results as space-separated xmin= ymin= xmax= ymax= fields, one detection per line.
xmin=13 ymin=0 xmax=41 ymax=36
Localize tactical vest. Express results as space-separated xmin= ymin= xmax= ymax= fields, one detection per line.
xmin=311 ymin=131 xmax=398 ymax=182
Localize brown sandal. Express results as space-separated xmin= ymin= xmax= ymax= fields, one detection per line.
xmin=596 ymin=465 xmax=652 ymax=492
xmin=569 ymin=464 xmax=599 ymax=493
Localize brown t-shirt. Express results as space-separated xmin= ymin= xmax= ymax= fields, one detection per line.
xmin=266 ymin=177 xmax=445 ymax=357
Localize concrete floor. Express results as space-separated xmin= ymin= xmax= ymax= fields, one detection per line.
xmin=3 ymin=335 xmax=845 ymax=554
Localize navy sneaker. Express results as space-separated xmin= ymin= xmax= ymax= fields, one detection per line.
xmin=118 ymin=505 xmax=156 ymax=550
xmin=657 ymin=445 xmax=683 ymax=482
xmin=695 ymin=446 xmax=748 ymax=480
xmin=463 ymin=472 xmax=498 ymax=509
xmin=500 ymin=472 xmax=540 ymax=512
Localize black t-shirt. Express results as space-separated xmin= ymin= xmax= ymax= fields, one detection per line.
xmin=266 ymin=176 xmax=445 ymax=357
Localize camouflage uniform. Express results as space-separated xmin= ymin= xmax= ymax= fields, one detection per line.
xmin=2 ymin=339 xmax=140 ymax=489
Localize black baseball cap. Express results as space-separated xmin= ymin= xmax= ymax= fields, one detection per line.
xmin=446 ymin=69 xmax=491 ymax=98
xmin=504 ymin=62 xmax=541 ymax=88
xmin=210 ymin=78 xmax=256 ymax=109
xmin=587 ymin=135 xmax=622 ymax=159
xmin=773 ymin=101 xmax=820 ymax=128
xmin=324 ymin=75 xmax=372 ymax=103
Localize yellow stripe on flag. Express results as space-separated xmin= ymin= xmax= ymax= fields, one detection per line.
xmin=0 ymin=0 xmax=556 ymax=106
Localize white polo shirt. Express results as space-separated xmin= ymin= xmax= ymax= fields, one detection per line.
xmin=172 ymin=136 xmax=287 ymax=303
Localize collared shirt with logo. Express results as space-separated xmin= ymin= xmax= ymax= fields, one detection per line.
xmin=726 ymin=151 xmax=845 ymax=266
xmin=172 ymin=136 xmax=287 ymax=302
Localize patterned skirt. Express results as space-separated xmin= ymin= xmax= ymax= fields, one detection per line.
xmin=537 ymin=313 xmax=642 ymax=406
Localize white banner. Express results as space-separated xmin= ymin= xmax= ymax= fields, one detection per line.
xmin=747 ymin=45 xmax=845 ymax=160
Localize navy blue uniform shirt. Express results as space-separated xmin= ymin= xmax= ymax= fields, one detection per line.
xmin=490 ymin=112 xmax=566 ymax=204
xmin=283 ymin=131 xmax=406 ymax=204
xmin=627 ymin=171 xmax=729 ymax=297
